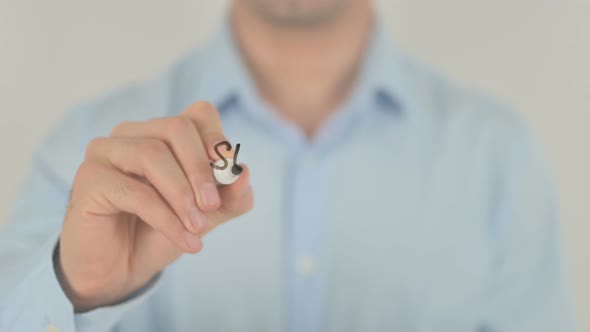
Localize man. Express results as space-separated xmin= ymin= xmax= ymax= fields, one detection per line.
xmin=0 ymin=0 xmax=576 ymax=331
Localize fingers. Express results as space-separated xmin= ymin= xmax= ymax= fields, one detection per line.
xmin=205 ymin=164 xmax=254 ymax=232
xmin=218 ymin=164 xmax=252 ymax=207
xmin=181 ymin=101 xmax=228 ymax=160
xmin=77 ymin=162 xmax=203 ymax=254
xmin=90 ymin=101 xmax=253 ymax=239
xmin=85 ymin=136 xmax=207 ymax=235
xmin=111 ymin=117 xmax=221 ymax=211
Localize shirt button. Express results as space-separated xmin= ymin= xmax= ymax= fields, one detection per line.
xmin=296 ymin=255 xmax=317 ymax=276
xmin=46 ymin=324 xmax=60 ymax=332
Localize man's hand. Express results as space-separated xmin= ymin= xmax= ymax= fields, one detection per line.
xmin=56 ymin=102 xmax=253 ymax=312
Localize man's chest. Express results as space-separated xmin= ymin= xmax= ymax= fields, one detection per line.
xmin=152 ymin=129 xmax=496 ymax=331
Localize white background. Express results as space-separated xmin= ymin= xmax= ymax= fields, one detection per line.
xmin=0 ymin=0 xmax=588 ymax=329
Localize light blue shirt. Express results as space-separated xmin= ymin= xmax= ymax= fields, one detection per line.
xmin=0 ymin=19 xmax=576 ymax=332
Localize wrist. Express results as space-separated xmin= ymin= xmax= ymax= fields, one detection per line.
xmin=53 ymin=241 xmax=159 ymax=312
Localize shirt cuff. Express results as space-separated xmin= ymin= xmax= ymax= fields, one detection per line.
xmin=0 ymin=232 xmax=162 ymax=332
xmin=74 ymin=272 xmax=162 ymax=332
xmin=0 ymin=232 xmax=76 ymax=332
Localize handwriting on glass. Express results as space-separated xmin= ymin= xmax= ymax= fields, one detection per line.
xmin=210 ymin=141 xmax=241 ymax=170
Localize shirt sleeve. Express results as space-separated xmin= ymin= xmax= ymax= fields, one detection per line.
xmin=0 ymin=109 xmax=161 ymax=332
xmin=482 ymin=114 xmax=577 ymax=331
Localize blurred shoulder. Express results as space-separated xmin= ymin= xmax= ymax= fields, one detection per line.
xmin=399 ymin=53 xmax=531 ymax=145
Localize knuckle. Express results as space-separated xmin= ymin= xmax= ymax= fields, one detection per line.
xmin=127 ymin=182 xmax=153 ymax=202
xmin=110 ymin=121 xmax=132 ymax=136
xmin=120 ymin=182 xmax=156 ymax=215
xmin=202 ymin=129 xmax=226 ymax=142
xmin=84 ymin=137 xmax=107 ymax=158
xmin=186 ymin=101 xmax=219 ymax=121
xmin=72 ymin=161 xmax=107 ymax=198
xmin=76 ymin=160 xmax=103 ymax=180
xmin=166 ymin=117 xmax=193 ymax=136
xmin=191 ymin=101 xmax=216 ymax=113
xmin=137 ymin=139 xmax=168 ymax=160
xmin=111 ymin=181 xmax=131 ymax=199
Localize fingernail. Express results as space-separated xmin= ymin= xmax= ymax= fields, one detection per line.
xmin=184 ymin=232 xmax=203 ymax=251
xmin=189 ymin=207 xmax=208 ymax=232
xmin=200 ymin=182 xmax=220 ymax=207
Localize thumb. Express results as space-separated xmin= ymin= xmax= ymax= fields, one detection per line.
xmin=205 ymin=164 xmax=253 ymax=230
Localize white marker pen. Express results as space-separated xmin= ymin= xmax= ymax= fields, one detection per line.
xmin=211 ymin=157 xmax=243 ymax=185
xmin=210 ymin=142 xmax=243 ymax=185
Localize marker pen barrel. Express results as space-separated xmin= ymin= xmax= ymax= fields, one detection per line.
xmin=211 ymin=158 xmax=243 ymax=185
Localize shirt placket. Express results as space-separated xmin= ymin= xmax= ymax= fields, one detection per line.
xmin=285 ymin=145 xmax=327 ymax=332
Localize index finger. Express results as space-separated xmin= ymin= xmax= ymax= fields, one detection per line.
xmin=181 ymin=101 xmax=229 ymax=160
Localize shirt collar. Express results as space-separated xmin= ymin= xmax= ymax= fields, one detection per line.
xmin=174 ymin=16 xmax=412 ymax=116
xmin=349 ymin=19 xmax=412 ymax=115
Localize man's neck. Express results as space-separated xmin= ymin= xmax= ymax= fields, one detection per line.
xmin=230 ymin=2 xmax=374 ymax=138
